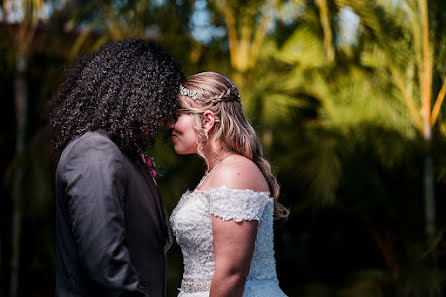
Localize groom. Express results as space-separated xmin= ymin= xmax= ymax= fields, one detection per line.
xmin=51 ymin=39 xmax=183 ymax=297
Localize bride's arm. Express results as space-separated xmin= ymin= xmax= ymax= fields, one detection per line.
xmin=210 ymin=216 xmax=258 ymax=297
xmin=208 ymin=156 xmax=269 ymax=297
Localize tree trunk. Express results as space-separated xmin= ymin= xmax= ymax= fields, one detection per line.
xmin=419 ymin=0 xmax=438 ymax=294
xmin=423 ymin=142 xmax=435 ymax=244
xmin=10 ymin=52 xmax=28 ymax=297
xmin=423 ymin=122 xmax=438 ymax=297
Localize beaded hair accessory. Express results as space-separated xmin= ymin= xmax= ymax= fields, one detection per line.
xmin=180 ymin=85 xmax=198 ymax=101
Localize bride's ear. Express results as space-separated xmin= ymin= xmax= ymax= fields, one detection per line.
xmin=202 ymin=111 xmax=216 ymax=134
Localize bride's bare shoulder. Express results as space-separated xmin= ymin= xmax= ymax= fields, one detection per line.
xmin=207 ymin=154 xmax=269 ymax=193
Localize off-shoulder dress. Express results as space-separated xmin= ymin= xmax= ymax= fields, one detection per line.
xmin=170 ymin=186 xmax=287 ymax=297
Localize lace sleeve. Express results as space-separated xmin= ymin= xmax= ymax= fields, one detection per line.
xmin=207 ymin=187 xmax=271 ymax=222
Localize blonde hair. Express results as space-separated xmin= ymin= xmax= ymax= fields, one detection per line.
xmin=179 ymin=72 xmax=289 ymax=219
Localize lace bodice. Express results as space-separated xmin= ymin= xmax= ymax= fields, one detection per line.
xmin=170 ymin=186 xmax=285 ymax=296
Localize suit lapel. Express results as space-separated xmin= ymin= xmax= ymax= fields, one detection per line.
xmin=159 ymin=195 xmax=173 ymax=253
xmin=136 ymin=157 xmax=172 ymax=253
xmin=94 ymin=129 xmax=166 ymax=226
xmin=138 ymin=159 xmax=173 ymax=252
xmin=90 ymin=130 xmax=170 ymax=250
xmin=136 ymin=158 xmax=165 ymax=229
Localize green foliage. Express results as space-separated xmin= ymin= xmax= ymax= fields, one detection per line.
xmin=1 ymin=0 xmax=446 ymax=296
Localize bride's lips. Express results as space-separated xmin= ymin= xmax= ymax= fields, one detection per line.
xmin=171 ymin=134 xmax=177 ymax=141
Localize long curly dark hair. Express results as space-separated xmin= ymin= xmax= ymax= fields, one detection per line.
xmin=49 ymin=38 xmax=184 ymax=156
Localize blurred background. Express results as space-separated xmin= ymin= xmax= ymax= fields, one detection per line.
xmin=1 ymin=0 xmax=446 ymax=296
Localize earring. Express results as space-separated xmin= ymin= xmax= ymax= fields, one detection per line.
xmin=204 ymin=130 xmax=209 ymax=141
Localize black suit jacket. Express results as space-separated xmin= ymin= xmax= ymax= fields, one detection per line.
xmin=56 ymin=130 xmax=172 ymax=297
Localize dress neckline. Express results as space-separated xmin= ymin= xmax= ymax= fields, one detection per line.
xmin=185 ymin=185 xmax=271 ymax=196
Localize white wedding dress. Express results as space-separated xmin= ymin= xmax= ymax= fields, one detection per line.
xmin=170 ymin=186 xmax=287 ymax=297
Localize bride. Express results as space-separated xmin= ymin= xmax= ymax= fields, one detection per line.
xmin=169 ymin=72 xmax=288 ymax=297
